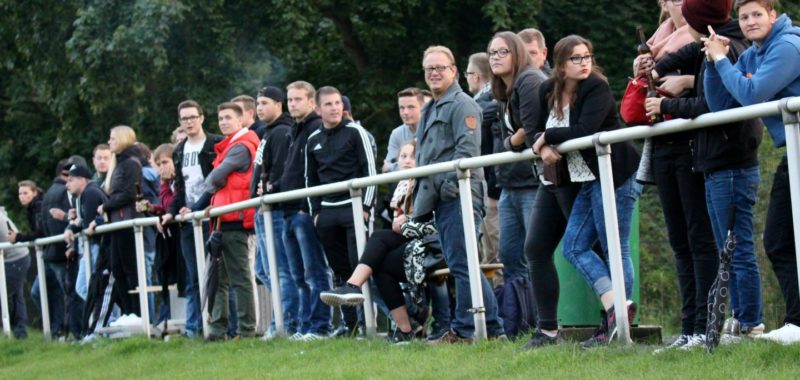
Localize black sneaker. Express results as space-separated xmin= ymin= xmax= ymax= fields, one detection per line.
xmin=388 ymin=329 xmax=414 ymax=345
xmin=521 ymin=329 xmax=558 ymax=350
xmin=580 ymin=309 xmax=610 ymax=349
xmin=320 ymin=284 xmax=364 ymax=307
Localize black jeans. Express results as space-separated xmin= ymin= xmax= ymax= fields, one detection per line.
xmin=316 ymin=205 xmax=363 ymax=329
xmin=653 ymin=141 xmax=719 ymax=335
xmin=359 ymin=230 xmax=408 ymax=310
xmin=764 ymin=155 xmax=800 ymax=326
xmin=524 ymin=182 xmax=584 ymax=331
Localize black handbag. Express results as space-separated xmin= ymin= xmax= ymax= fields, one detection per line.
xmin=543 ymin=159 xmax=570 ymax=187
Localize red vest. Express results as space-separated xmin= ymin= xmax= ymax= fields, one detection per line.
xmin=211 ymin=129 xmax=260 ymax=229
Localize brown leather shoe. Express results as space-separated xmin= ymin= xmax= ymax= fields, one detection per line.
xmin=427 ymin=329 xmax=473 ymax=345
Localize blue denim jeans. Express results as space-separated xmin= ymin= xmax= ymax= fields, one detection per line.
xmin=283 ymin=211 xmax=332 ymax=335
xmin=498 ymin=187 xmax=537 ymax=280
xmin=435 ymin=198 xmax=504 ymax=338
xmin=562 ymin=175 xmax=642 ymax=299
xmin=180 ymin=222 xmax=207 ymax=334
xmin=31 ymin=261 xmax=66 ymax=336
xmin=76 ymin=243 xmax=100 ymax=301
xmin=255 ymin=210 xmax=300 ymax=334
xmin=704 ymin=165 xmax=763 ymax=328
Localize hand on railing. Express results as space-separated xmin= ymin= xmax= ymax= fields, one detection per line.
xmin=63 ymin=228 xmax=74 ymax=245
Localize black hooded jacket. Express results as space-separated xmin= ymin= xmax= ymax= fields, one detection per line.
xmin=41 ymin=178 xmax=71 ymax=262
xmin=654 ymin=19 xmax=762 ymax=172
xmin=250 ymin=113 xmax=294 ymax=199
xmin=280 ymin=112 xmax=323 ymax=213
xmin=103 ymin=145 xmax=143 ymax=223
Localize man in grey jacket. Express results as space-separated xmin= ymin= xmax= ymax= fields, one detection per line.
xmin=416 ymin=45 xmax=504 ymax=343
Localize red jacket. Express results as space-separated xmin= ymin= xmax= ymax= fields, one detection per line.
xmin=211 ymin=129 xmax=260 ymax=229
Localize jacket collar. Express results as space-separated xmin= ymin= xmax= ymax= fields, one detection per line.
xmin=434 ymin=82 xmax=463 ymax=107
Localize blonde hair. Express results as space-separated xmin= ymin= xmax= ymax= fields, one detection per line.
xmin=286 ymin=81 xmax=316 ymax=100
xmin=422 ymin=45 xmax=456 ymax=66
xmin=105 ymin=125 xmax=137 ymax=192
xmin=110 ymin=126 xmax=137 ymax=153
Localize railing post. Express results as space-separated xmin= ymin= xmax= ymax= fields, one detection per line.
xmin=80 ymin=235 xmax=92 ymax=286
xmin=349 ymin=187 xmax=377 ymax=337
xmin=35 ymin=246 xmax=51 ymax=340
xmin=0 ymin=249 xmax=10 ymax=338
xmin=457 ymin=167 xmax=487 ymax=341
xmin=779 ymin=99 xmax=800 ymax=300
xmin=192 ymin=218 xmax=210 ymax=338
xmin=260 ymin=203 xmax=285 ymax=337
xmin=594 ymin=137 xmax=632 ymax=345
xmin=133 ymin=225 xmax=151 ymax=338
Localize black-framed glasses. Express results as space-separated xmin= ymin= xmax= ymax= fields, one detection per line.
xmin=179 ymin=115 xmax=201 ymax=123
xmin=488 ymin=48 xmax=511 ymax=59
xmin=423 ymin=65 xmax=452 ymax=75
xmin=568 ymin=54 xmax=593 ymax=64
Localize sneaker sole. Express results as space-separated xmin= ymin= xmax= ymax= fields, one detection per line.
xmin=319 ymin=293 xmax=365 ymax=307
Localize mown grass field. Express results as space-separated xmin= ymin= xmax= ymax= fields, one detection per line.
xmin=2 ymin=333 xmax=799 ymax=380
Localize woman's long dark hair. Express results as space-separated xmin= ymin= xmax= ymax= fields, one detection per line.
xmin=548 ymin=35 xmax=607 ymax=120
xmin=489 ymin=31 xmax=533 ymax=103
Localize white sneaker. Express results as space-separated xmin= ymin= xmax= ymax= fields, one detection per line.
xmin=301 ymin=332 xmax=328 ymax=341
xmin=756 ymin=323 xmax=800 ymax=345
xmin=679 ymin=334 xmax=706 ymax=350
xmin=653 ymin=334 xmax=690 ymax=354
xmin=288 ymin=332 xmax=305 ymax=341
xmin=743 ymin=323 xmax=765 ymax=338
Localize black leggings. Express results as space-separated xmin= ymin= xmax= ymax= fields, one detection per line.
xmin=524 ymin=182 xmax=583 ymax=331
xmin=360 ymin=230 xmax=409 ymax=310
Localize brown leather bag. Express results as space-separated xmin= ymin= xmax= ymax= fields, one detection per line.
xmin=543 ymin=160 xmax=571 ymax=187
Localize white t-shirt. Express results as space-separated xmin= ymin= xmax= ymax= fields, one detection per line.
xmin=545 ymin=107 xmax=595 ymax=182
xmin=182 ymin=138 xmax=206 ymax=207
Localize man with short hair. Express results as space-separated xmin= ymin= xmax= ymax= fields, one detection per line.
xmin=194 ymin=102 xmax=260 ymax=339
xmin=232 ymin=95 xmax=266 ymax=139
xmin=416 ymin=46 xmax=504 ymax=342
xmin=160 ymin=100 xmax=224 ymax=338
xmin=91 ymin=144 xmax=112 ymax=185
xmin=279 ymin=81 xmax=332 ymax=339
xmin=518 ymin=28 xmax=550 ymax=75
xmin=383 ymin=88 xmax=424 ymax=173
xmin=63 ymin=165 xmax=107 ymax=308
xmin=250 ymin=86 xmax=299 ymax=337
xmin=306 ymin=86 xmax=376 ymax=336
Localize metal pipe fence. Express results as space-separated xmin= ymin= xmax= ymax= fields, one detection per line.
xmin=1 ymin=97 xmax=799 ymax=343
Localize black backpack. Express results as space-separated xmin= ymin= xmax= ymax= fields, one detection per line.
xmin=494 ymin=275 xmax=538 ymax=338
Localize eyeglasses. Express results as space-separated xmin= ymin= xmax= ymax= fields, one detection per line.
xmin=423 ymin=65 xmax=452 ymax=75
xmin=568 ymin=54 xmax=593 ymax=64
xmin=463 ymin=71 xmax=476 ymax=77
xmin=666 ymin=0 xmax=682 ymax=4
xmin=487 ymin=48 xmax=511 ymax=59
xmin=179 ymin=115 xmax=201 ymax=123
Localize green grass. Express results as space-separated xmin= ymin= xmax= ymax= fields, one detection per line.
xmin=2 ymin=333 xmax=799 ymax=379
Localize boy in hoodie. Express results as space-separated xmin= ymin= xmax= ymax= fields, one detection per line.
xmin=704 ymin=0 xmax=800 ymax=344
xmin=250 ymin=86 xmax=299 ymax=338
xmin=647 ymin=0 xmax=765 ymax=345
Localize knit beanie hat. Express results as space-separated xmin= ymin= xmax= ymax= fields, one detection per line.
xmin=682 ymin=0 xmax=733 ymax=34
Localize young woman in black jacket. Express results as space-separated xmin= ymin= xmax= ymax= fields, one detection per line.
xmin=513 ymin=35 xmax=642 ymax=348
xmin=487 ymin=32 xmax=546 ymax=289
xmin=13 ymin=180 xmax=44 ymax=243
xmin=97 ymin=125 xmax=143 ymax=316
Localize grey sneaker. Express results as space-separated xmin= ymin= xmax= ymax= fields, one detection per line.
xmin=653 ymin=334 xmax=691 ymax=354
xmin=320 ymin=284 xmax=364 ymax=307
xmin=679 ymin=334 xmax=706 ymax=350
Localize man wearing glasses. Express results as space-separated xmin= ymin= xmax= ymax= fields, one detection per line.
xmin=416 ymin=46 xmax=505 ymax=343
xmin=161 ymin=100 xmax=223 ymax=338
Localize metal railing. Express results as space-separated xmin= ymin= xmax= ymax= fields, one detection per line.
xmin=1 ymin=96 xmax=799 ymax=344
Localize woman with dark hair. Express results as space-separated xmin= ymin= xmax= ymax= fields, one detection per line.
xmin=95 ymin=125 xmax=143 ymax=316
xmin=487 ymin=32 xmax=546 ymax=288
xmin=512 ymin=35 xmax=642 ymax=348
xmin=11 ymin=180 xmax=44 ymax=243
